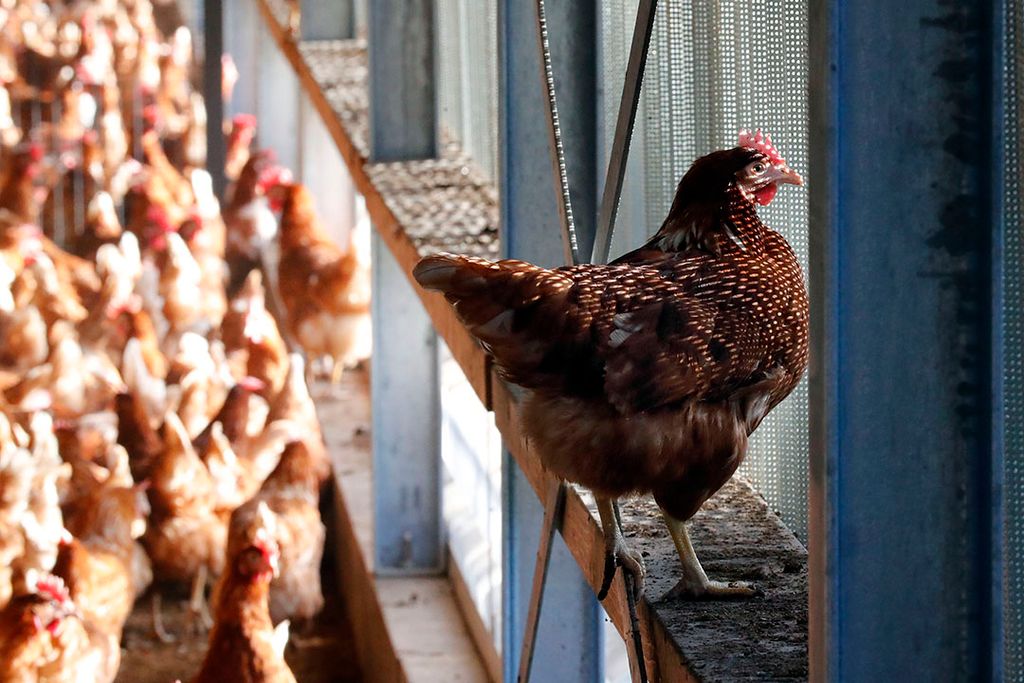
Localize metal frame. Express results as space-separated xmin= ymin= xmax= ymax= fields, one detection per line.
xmin=367 ymin=0 xmax=445 ymax=574
xmin=808 ymin=1 xmax=1000 ymax=679
xmin=367 ymin=0 xmax=438 ymax=162
xmin=300 ymin=0 xmax=354 ymax=41
xmin=202 ymin=0 xmax=225 ymax=197
xmin=499 ymin=0 xmax=603 ymax=680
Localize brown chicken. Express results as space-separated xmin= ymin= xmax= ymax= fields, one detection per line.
xmin=144 ymin=412 xmax=225 ymax=639
xmin=55 ymin=482 xmax=150 ymax=637
xmin=223 ymin=150 xmax=279 ymax=293
xmin=193 ymin=503 xmax=295 ymax=683
xmin=275 ymin=182 xmax=371 ymax=384
xmin=115 ymin=390 xmax=163 ymax=483
xmin=0 ymin=571 xmax=119 ymax=683
xmin=414 ymin=131 xmax=808 ymax=599
xmin=233 ymin=440 xmax=325 ymax=624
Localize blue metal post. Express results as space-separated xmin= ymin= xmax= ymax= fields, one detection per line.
xmin=202 ymin=0 xmax=225 ymax=198
xmin=808 ymin=1 xmax=999 ymax=680
xmin=223 ymin=0 xmax=259 ymax=117
xmin=367 ymin=0 xmax=443 ymax=574
xmin=300 ymin=0 xmax=354 ymax=41
xmin=371 ymin=233 xmax=443 ymax=573
xmin=499 ymin=0 xmax=602 ymax=680
xmin=255 ymin=19 xmax=301 ymax=174
xmin=367 ymin=0 xmax=437 ymax=161
xmin=299 ymin=96 xmax=356 ymax=245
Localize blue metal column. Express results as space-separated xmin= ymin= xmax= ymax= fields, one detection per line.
xmin=368 ymin=0 xmax=443 ymax=574
xmin=223 ymin=0 xmax=259 ymax=117
xmin=202 ymin=0 xmax=226 ymax=197
xmin=300 ymin=0 xmax=354 ymax=41
xmin=255 ymin=18 xmax=301 ymax=174
xmin=367 ymin=0 xmax=437 ymax=162
xmin=499 ymin=0 xmax=602 ymax=680
xmin=808 ymin=1 xmax=999 ymax=680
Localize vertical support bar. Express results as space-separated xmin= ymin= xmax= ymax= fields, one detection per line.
xmin=367 ymin=0 xmax=437 ymax=161
xmin=300 ymin=0 xmax=354 ymax=40
xmin=371 ymin=232 xmax=443 ymax=573
xmin=808 ymin=1 xmax=997 ymax=680
xmin=224 ymin=0 xmax=259 ymax=117
xmin=499 ymin=0 xmax=602 ymax=680
xmin=203 ymin=0 xmax=226 ymax=198
xmin=256 ymin=20 xmax=301 ymax=174
xmin=365 ymin=0 xmax=442 ymax=576
xmin=300 ymin=95 xmax=356 ymax=246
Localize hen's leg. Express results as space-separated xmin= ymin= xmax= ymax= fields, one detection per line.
xmin=662 ymin=511 xmax=758 ymax=599
xmin=185 ymin=566 xmax=213 ymax=632
xmin=596 ymin=497 xmax=645 ymax=601
xmin=151 ymin=592 xmax=175 ymax=643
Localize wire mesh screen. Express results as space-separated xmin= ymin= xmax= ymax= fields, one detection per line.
xmin=600 ymin=0 xmax=810 ymax=541
xmin=1004 ymin=0 xmax=1024 ymax=675
xmin=435 ymin=0 xmax=500 ymax=182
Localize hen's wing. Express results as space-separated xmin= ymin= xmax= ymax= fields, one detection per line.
xmin=416 ymin=253 xmax=767 ymax=412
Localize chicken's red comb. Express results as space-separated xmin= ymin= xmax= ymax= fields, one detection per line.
xmin=27 ymin=143 xmax=44 ymax=162
xmin=233 ymin=113 xmax=257 ymax=130
xmin=35 ymin=575 xmax=71 ymax=605
xmin=142 ymin=105 xmax=161 ymax=127
xmin=738 ymin=129 xmax=785 ymax=166
xmin=256 ymin=165 xmax=292 ymax=193
xmin=239 ymin=376 xmax=266 ymax=392
xmin=146 ymin=206 xmax=174 ymax=232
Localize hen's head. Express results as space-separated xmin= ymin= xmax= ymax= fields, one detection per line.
xmin=734 ymin=129 xmax=802 ymax=205
xmin=656 ymin=129 xmax=801 ymax=252
xmin=19 ymin=571 xmax=75 ymax=637
xmin=234 ymin=504 xmax=280 ymax=583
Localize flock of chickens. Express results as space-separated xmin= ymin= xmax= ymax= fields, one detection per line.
xmin=0 ymin=1 xmax=371 ymax=681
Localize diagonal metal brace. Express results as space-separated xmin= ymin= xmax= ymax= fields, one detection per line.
xmin=592 ymin=0 xmax=658 ymax=265
xmin=518 ymin=1 xmax=658 ymax=681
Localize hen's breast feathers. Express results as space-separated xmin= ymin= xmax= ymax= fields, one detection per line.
xmin=414 ymin=232 xmax=807 ymax=415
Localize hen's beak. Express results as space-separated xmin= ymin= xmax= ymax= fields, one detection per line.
xmin=769 ymin=163 xmax=803 ymax=187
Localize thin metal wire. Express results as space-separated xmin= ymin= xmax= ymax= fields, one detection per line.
xmin=534 ymin=0 xmax=579 ymax=266
xmin=592 ymin=0 xmax=657 ymax=265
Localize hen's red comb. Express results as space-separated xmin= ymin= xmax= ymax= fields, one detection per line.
xmin=233 ymin=113 xmax=257 ymax=130
xmin=257 ymin=165 xmax=292 ymax=193
xmin=35 ymin=575 xmax=71 ymax=605
xmin=738 ymin=129 xmax=785 ymax=166
xmin=239 ymin=376 xmax=266 ymax=392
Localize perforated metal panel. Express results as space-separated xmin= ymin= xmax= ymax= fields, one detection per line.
xmin=600 ymin=0 xmax=810 ymax=541
xmin=1005 ymin=0 xmax=1024 ymax=676
xmin=435 ymin=0 xmax=500 ymax=182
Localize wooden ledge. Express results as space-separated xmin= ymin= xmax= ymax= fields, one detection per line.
xmin=254 ymin=3 xmax=808 ymax=680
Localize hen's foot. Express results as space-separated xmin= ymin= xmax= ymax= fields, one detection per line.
xmin=664 ymin=576 xmax=761 ymax=600
xmin=596 ymin=499 xmax=645 ymax=601
xmin=598 ymin=535 xmax=646 ymax=601
xmin=151 ymin=593 xmax=176 ymax=643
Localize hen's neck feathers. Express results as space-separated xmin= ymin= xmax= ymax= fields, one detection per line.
xmin=651 ymin=183 xmax=765 ymax=255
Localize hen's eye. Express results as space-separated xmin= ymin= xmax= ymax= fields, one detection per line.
xmin=752 ymin=163 xmax=765 ymax=174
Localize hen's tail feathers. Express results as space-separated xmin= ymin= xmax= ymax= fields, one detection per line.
xmin=413 ymin=253 xmax=575 ymax=388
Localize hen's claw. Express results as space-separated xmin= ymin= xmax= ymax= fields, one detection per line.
xmin=596 ymin=500 xmax=645 ymax=601
xmin=665 ymin=577 xmax=761 ymax=600
xmin=151 ymin=592 xmax=176 ymax=643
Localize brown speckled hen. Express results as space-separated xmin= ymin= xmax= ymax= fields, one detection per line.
xmin=414 ymin=131 xmax=807 ymax=599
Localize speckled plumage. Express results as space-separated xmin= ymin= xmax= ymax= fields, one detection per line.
xmin=415 ymin=146 xmax=808 ymax=523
